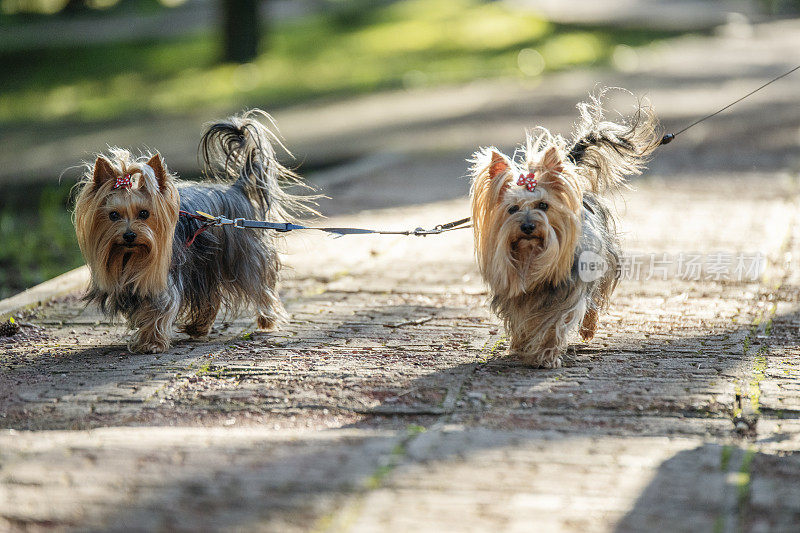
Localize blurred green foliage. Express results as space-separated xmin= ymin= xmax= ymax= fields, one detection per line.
xmin=0 ymin=0 xmax=679 ymax=124
xmin=1 ymin=0 xmax=172 ymax=16
xmin=0 ymin=184 xmax=82 ymax=299
xmin=0 ymin=0 xmax=683 ymax=297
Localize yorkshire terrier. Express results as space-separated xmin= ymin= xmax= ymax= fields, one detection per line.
xmin=74 ymin=110 xmax=314 ymax=353
xmin=470 ymin=90 xmax=660 ymax=367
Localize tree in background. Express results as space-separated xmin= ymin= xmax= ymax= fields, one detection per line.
xmin=222 ymin=0 xmax=260 ymax=63
xmin=4 ymin=0 xmax=265 ymax=64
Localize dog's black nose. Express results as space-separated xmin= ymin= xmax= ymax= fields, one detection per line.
xmin=123 ymin=231 xmax=137 ymax=243
xmin=521 ymin=222 xmax=536 ymax=235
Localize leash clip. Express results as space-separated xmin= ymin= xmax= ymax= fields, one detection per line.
xmin=412 ymin=224 xmax=448 ymax=236
xmin=193 ymin=211 xmax=230 ymax=227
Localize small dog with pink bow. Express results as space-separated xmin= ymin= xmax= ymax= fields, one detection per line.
xmin=469 ymin=90 xmax=660 ymax=367
xmin=73 ymin=110 xmax=314 ymax=353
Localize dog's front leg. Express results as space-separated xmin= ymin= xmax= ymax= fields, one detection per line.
xmin=127 ymin=289 xmax=179 ymax=353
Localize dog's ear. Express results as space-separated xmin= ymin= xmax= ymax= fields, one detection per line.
xmin=488 ymin=151 xmax=510 ymax=180
xmin=539 ymin=146 xmax=564 ymax=178
xmin=146 ymin=153 xmax=169 ymax=192
xmin=92 ymin=156 xmax=117 ymax=186
xmin=471 ymin=148 xmax=514 ymax=239
xmin=481 ymin=150 xmax=513 ymax=197
xmin=489 ymin=150 xmax=515 ymax=203
xmin=538 ymin=145 xmax=582 ymax=211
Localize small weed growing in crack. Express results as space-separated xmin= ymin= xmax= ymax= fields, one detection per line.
xmin=720 ymin=445 xmax=732 ymax=471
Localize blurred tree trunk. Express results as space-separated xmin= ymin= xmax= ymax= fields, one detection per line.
xmin=61 ymin=0 xmax=88 ymax=16
xmin=223 ymin=0 xmax=262 ymax=63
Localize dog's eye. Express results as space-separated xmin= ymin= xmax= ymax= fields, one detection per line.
xmin=109 ymin=211 xmax=121 ymax=221
xmin=138 ymin=210 xmax=150 ymax=220
xmin=538 ymin=202 xmax=549 ymax=211
xmin=508 ymin=205 xmax=520 ymax=214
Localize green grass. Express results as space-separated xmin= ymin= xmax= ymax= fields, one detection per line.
xmin=0 ymin=0 xmax=681 ymax=124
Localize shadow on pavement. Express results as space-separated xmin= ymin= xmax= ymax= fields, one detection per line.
xmin=4 ymin=289 xmax=799 ymax=529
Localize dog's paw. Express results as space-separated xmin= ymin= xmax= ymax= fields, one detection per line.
xmin=257 ymin=314 xmax=277 ymax=330
xmin=513 ymin=351 xmax=563 ymax=369
xmin=129 ymin=336 xmax=170 ymax=354
xmin=181 ymin=323 xmax=212 ymax=338
xmin=539 ymin=357 xmax=563 ymax=369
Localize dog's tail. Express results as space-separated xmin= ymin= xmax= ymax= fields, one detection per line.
xmin=199 ymin=109 xmax=317 ymax=221
xmin=566 ymin=88 xmax=661 ymax=193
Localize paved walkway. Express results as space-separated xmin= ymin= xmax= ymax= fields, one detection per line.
xmin=2 ymin=16 xmax=800 ymax=533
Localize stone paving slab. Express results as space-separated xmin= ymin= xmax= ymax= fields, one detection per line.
xmin=0 ymin=427 xmax=401 ymax=532
xmin=348 ymin=432 xmax=720 ymax=533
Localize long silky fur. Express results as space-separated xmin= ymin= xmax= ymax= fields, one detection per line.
xmin=199 ymin=109 xmax=317 ymax=223
xmin=75 ymin=149 xmax=181 ymax=353
xmin=491 ymin=193 xmax=620 ymax=367
xmin=566 ymin=88 xmax=661 ymax=193
xmin=175 ymin=110 xmax=318 ymax=333
xmin=469 ymin=89 xmax=656 ymax=367
xmin=74 ymin=110 xmax=316 ymax=353
xmin=75 ymin=149 xmax=179 ymax=298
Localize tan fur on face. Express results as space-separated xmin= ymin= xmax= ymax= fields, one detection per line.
xmin=74 ymin=150 xmax=179 ymax=298
xmin=470 ymin=143 xmax=582 ymax=298
xmin=469 ymin=91 xmax=659 ymax=367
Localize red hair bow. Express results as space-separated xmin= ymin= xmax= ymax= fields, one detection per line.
xmin=517 ymin=171 xmax=537 ymax=191
xmin=114 ymin=173 xmax=133 ymax=189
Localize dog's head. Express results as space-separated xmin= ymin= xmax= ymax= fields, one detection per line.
xmin=74 ymin=150 xmax=179 ymax=296
xmin=470 ymin=140 xmax=582 ymax=297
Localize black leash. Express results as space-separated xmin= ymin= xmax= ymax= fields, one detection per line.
xmin=182 ymin=64 xmax=799 ymax=242
xmin=659 ymin=63 xmax=800 ymax=146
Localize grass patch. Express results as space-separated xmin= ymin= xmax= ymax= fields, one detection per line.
xmin=720 ymin=445 xmax=733 ymax=471
xmin=365 ymin=423 xmax=426 ymax=489
xmin=736 ymin=446 xmax=756 ymax=516
xmin=749 ymin=345 xmax=768 ymax=413
xmin=0 ymin=0 xmax=682 ymax=124
xmin=478 ymin=335 xmax=507 ymax=363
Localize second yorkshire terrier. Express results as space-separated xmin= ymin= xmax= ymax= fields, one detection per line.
xmin=470 ymin=90 xmax=660 ymax=367
xmin=74 ymin=110 xmax=313 ymax=353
